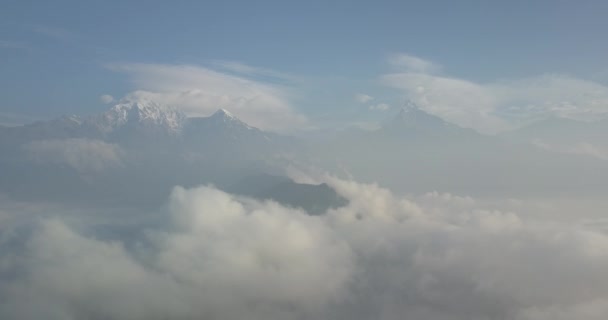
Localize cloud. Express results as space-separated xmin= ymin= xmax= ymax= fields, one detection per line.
xmin=353 ymin=93 xmax=388 ymax=112
xmin=210 ymin=60 xmax=297 ymax=83
xmin=99 ymin=94 xmax=114 ymax=104
xmin=1 ymin=178 xmax=608 ymax=319
xmin=0 ymin=185 xmax=353 ymax=320
xmin=23 ymin=138 xmax=124 ymax=175
xmin=110 ymin=63 xmax=308 ymax=132
xmin=382 ymin=71 xmax=509 ymax=133
xmin=368 ymin=103 xmax=390 ymax=111
xmin=354 ymin=93 xmax=374 ymax=104
xmin=388 ymin=53 xmax=441 ymax=73
xmin=382 ymin=54 xmax=608 ymax=134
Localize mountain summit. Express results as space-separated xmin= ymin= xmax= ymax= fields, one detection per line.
xmin=375 ymin=102 xmax=482 ymax=141
xmin=90 ymin=99 xmax=187 ymax=134
xmin=205 ymin=108 xmax=254 ymax=130
xmin=211 ymin=108 xmax=236 ymax=119
xmin=383 ymin=102 xmax=450 ymax=133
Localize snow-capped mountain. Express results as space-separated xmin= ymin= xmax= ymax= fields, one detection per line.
xmin=183 ymin=108 xmax=273 ymax=144
xmin=88 ymin=99 xmax=187 ymax=135
xmin=0 ymin=100 xmax=286 ymax=149
xmin=379 ymin=102 xmax=481 ymax=139
xmin=0 ymin=102 xmax=300 ymax=206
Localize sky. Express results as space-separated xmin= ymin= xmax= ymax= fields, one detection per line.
xmin=1 ymin=0 xmax=608 ymax=132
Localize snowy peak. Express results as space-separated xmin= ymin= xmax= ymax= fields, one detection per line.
xmin=206 ymin=108 xmax=253 ymax=129
xmin=90 ymin=99 xmax=187 ymax=133
xmin=182 ymin=108 xmax=280 ymax=150
xmin=212 ymin=108 xmax=236 ymax=119
xmin=209 ymin=108 xmax=239 ymax=123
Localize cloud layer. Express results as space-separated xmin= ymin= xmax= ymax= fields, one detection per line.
xmin=1 ymin=178 xmax=608 ymax=319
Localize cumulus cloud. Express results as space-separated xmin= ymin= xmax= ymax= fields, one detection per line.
xmin=109 ymin=63 xmax=308 ymax=132
xmin=23 ymin=138 xmax=124 ymax=174
xmin=382 ymin=54 xmax=608 ymax=134
xmin=354 ymin=93 xmax=374 ymax=104
xmin=0 ymin=185 xmax=353 ymax=320
xmin=99 ymin=94 xmax=114 ymax=104
xmin=1 ymin=178 xmax=608 ymax=319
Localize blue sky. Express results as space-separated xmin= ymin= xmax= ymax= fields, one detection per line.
xmin=1 ymin=0 xmax=608 ymax=132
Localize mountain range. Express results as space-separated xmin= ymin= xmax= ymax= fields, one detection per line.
xmin=1 ymin=100 xmax=607 ymax=209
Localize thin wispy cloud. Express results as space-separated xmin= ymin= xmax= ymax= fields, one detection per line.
xmin=210 ymin=60 xmax=299 ymax=84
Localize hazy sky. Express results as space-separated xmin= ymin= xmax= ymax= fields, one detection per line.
xmin=1 ymin=0 xmax=608 ymax=130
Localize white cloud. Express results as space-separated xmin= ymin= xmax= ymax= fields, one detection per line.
xmin=1 ymin=177 xmax=608 ymax=319
xmin=0 ymin=185 xmax=353 ymax=320
xmin=383 ymin=54 xmax=608 ymax=134
xmin=99 ymin=94 xmax=114 ymax=104
xmin=211 ymin=60 xmax=297 ymax=82
xmin=110 ymin=63 xmax=308 ymax=133
xmin=389 ymin=53 xmax=441 ymax=73
xmin=354 ymin=93 xmax=374 ymax=103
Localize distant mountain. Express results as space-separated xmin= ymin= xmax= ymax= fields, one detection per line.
xmin=0 ymin=99 xmax=291 ymax=150
xmin=379 ymin=102 xmax=480 ymax=139
xmin=501 ymin=116 xmax=608 ymax=160
xmin=3 ymin=100 xmax=608 ymax=205
xmin=312 ymin=103 xmax=608 ymax=197
xmin=0 ymin=101 xmax=299 ymax=207
xmin=226 ymin=173 xmax=348 ymax=215
xmin=182 ymin=108 xmax=292 ymax=157
xmin=0 ymin=115 xmax=91 ymax=148
xmin=91 ymin=99 xmax=186 ymax=133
